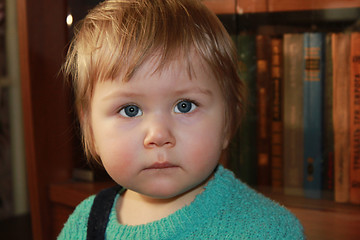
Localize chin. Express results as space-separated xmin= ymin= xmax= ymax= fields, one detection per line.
xmin=142 ymin=188 xmax=186 ymax=200
xmin=141 ymin=182 xmax=203 ymax=201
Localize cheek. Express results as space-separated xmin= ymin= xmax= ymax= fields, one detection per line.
xmin=181 ymin=120 xmax=226 ymax=167
xmin=94 ymin=129 xmax=138 ymax=179
xmin=194 ymin=135 xmax=224 ymax=160
xmin=101 ymin=145 xmax=136 ymax=185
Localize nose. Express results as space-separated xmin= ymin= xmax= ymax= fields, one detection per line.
xmin=143 ymin=114 xmax=176 ymax=148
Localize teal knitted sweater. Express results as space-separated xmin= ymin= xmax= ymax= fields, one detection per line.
xmin=58 ymin=166 xmax=304 ymax=239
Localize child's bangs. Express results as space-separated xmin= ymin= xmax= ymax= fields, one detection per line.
xmin=84 ymin=0 xmax=230 ymax=84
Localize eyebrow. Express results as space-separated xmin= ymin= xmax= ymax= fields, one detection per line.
xmin=174 ymin=87 xmax=213 ymax=97
xmin=101 ymin=91 xmax=142 ymax=101
xmin=101 ymin=86 xmax=213 ymax=102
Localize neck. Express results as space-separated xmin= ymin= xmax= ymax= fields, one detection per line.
xmin=116 ymin=177 xmax=213 ymax=225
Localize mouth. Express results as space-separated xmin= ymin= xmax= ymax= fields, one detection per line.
xmin=145 ymin=162 xmax=178 ymax=170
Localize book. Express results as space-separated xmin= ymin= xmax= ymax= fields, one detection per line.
xmin=302 ymin=32 xmax=324 ymax=199
xmin=332 ymin=32 xmax=351 ymax=203
xmin=228 ymin=33 xmax=257 ymax=186
xmin=256 ymin=34 xmax=271 ymax=186
xmin=283 ymin=33 xmax=304 ymax=196
xmin=322 ymin=33 xmax=334 ymax=199
xmin=270 ymin=36 xmax=283 ymax=191
xmin=0 ymin=87 xmax=13 ymax=219
xmin=349 ymin=32 xmax=360 ymax=204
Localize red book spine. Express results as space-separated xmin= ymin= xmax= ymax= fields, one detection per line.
xmin=256 ymin=35 xmax=271 ymax=186
xmin=350 ymin=32 xmax=360 ymax=204
xmin=270 ymin=37 xmax=283 ymax=191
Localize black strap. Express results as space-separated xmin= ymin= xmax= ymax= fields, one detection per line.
xmin=87 ymin=185 xmax=123 ymax=240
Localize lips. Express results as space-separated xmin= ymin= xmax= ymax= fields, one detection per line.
xmin=145 ymin=162 xmax=178 ymax=170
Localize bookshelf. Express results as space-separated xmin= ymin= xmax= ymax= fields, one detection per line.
xmin=203 ymin=0 xmax=360 ymax=239
xmin=18 ymin=0 xmax=360 ymax=239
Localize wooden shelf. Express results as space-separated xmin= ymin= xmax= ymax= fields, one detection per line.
xmin=268 ymin=0 xmax=360 ymax=12
xmin=49 ymin=182 xmax=360 ymax=239
xmin=203 ymin=0 xmax=267 ymax=14
xmin=259 ymin=188 xmax=360 ymax=239
xmin=49 ymin=181 xmax=115 ymax=208
xmin=218 ymin=8 xmax=360 ymax=34
xmin=259 ymin=188 xmax=360 ymax=213
xmin=202 ymin=0 xmax=237 ymax=14
xmin=203 ymin=0 xmax=360 ymax=14
xmin=51 ymin=182 xmax=360 ymax=214
xmin=49 ymin=180 xmax=114 ymax=238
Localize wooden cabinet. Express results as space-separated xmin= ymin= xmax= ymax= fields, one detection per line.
xmin=202 ymin=0 xmax=267 ymax=14
xmin=17 ymin=0 xmax=80 ymax=239
xmin=262 ymin=188 xmax=360 ymax=239
xmin=203 ymin=0 xmax=360 ymax=14
xmin=267 ymin=0 xmax=360 ymax=12
xmin=18 ymin=0 xmax=360 ymax=239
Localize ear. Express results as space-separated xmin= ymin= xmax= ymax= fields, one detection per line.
xmin=221 ymin=117 xmax=231 ymax=150
xmin=77 ymin=105 xmax=85 ymax=125
xmin=222 ymin=129 xmax=230 ymax=150
xmin=222 ymin=136 xmax=230 ymax=150
xmin=79 ymin=105 xmax=100 ymax=156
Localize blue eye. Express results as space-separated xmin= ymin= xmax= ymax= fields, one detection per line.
xmin=174 ymin=100 xmax=197 ymax=113
xmin=119 ymin=105 xmax=142 ymax=118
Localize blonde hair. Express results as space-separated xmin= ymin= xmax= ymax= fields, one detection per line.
xmin=64 ymin=0 xmax=244 ymax=163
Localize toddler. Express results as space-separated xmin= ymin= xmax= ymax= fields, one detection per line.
xmin=58 ymin=0 xmax=304 ymax=239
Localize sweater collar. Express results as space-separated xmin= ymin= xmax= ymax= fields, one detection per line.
xmin=106 ymin=165 xmax=234 ymax=239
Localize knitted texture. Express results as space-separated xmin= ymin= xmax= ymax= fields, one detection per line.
xmin=58 ymin=166 xmax=305 ymax=239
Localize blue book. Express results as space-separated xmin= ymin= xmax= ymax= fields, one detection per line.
xmin=303 ymin=32 xmax=324 ymax=199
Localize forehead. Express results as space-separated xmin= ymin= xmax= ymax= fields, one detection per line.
xmin=135 ymin=50 xmax=204 ymax=80
xmin=92 ymin=50 xmax=223 ymax=100
xmin=106 ymin=48 xmax=211 ymax=84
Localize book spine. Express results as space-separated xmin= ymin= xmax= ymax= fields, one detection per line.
xmin=283 ymin=33 xmax=304 ymax=196
xmin=303 ymin=32 xmax=324 ymax=199
xmin=256 ymin=34 xmax=271 ymax=186
xmin=332 ymin=33 xmax=351 ymax=203
xmin=270 ymin=36 xmax=283 ymax=191
xmin=350 ymin=32 xmax=360 ymax=204
xmin=0 ymin=87 xmax=13 ymax=218
xmin=322 ymin=33 xmax=334 ymax=199
xmin=230 ymin=33 xmax=257 ymax=186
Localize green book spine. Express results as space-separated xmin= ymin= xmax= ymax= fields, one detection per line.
xmin=283 ymin=33 xmax=304 ymax=196
xmin=229 ymin=33 xmax=257 ymax=186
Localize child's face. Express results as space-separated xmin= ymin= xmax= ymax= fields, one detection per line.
xmin=90 ymin=52 xmax=229 ymax=199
